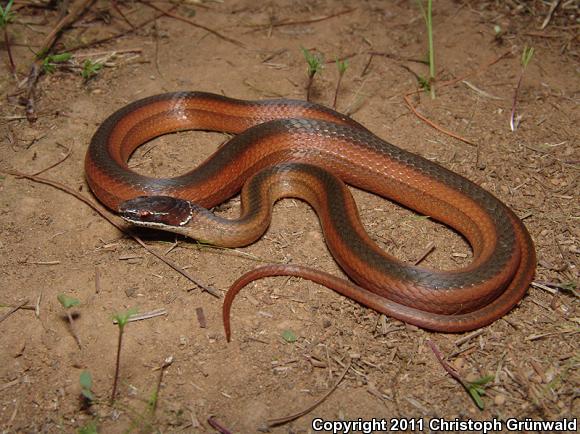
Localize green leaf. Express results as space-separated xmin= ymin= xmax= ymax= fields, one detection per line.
xmin=301 ymin=47 xmax=324 ymax=75
xmin=418 ymin=75 xmax=431 ymax=91
xmin=468 ymin=385 xmax=485 ymax=410
xmin=79 ymin=371 xmax=92 ymax=389
xmin=113 ymin=307 xmax=138 ymax=329
xmin=77 ymin=421 xmax=98 ymax=434
xmin=0 ymin=0 xmax=15 ymax=27
xmin=521 ymin=46 xmax=534 ymax=68
xmin=42 ymin=52 xmax=72 ymax=74
xmin=81 ymin=388 xmax=95 ymax=401
xmin=469 ymin=374 xmax=494 ymax=386
xmin=336 ymin=58 xmax=349 ymax=75
xmin=281 ymin=329 xmax=297 ymax=343
xmin=147 ymin=389 xmax=158 ymax=411
xmin=81 ymin=59 xmax=103 ymax=80
xmin=49 ymin=52 xmax=72 ymax=63
xmin=465 ymin=375 xmax=493 ymax=410
xmin=57 ymin=294 xmax=80 ymax=309
xmin=80 ymin=371 xmax=95 ymax=401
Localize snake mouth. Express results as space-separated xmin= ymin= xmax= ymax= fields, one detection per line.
xmin=119 ymin=196 xmax=193 ymax=227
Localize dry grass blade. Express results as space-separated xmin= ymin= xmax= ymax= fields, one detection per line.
xmin=0 ymin=299 xmax=29 ymax=323
xmin=139 ymin=1 xmax=246 ymax=48
xmin=29 ymin=146 xmax=71 ymax=176
xmin=112 ymin=308 xmax=167 ymax=323
xmin=1 ymin=169 xmax=219 ymax=297
xmin=401 ymin=50 xmax=512 ymax=146
xmin=24 ymin=0 xmax=96 ymax=121
xmin=67 ymin=6 xmax=178 ymax=52
xmin=403 ymin=94 xmax=477 ymax=146
xmin=541 ymin=0 xmax=563 ymax=30
xmin=248 ymin=8 xmax=355 ymax=31
xmin=267 ymin=359 xmax=352 ymax=427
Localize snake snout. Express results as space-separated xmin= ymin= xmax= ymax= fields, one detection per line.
xmin=119 ymin=196 xmax=193 ymax=227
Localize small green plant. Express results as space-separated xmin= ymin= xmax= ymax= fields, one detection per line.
xmin=81 ymin=59 xmax=103 ymax=81
xmin=80 ymin=370 xmax=95 ymax=403
xmin=57 ymin=293 xmax=82 ymax=349
xmin=42 ymin=52 xmax=72 ymax=74
xmin=333 ymin=58 xmax=349 ymax=109
xmin=493 ymin=24 xmax=504 ymax=44
xmin=510 ymin=46 xmax=535 ymax=131
xmin=415 ymin=0 xmax=435 ymax=98
xmin=110 ymin=308 xmax=137 ymax=403
xmin=466 ymin=375 xmax=494 ymax=410
xmin=427 ymin=340 xmax=494 ymax=410
xmin=301 ymin=47 xmax=324 ymax=102
xmin=148 ymin=356 xmax=173 ymax=416
xmin=0 ymin=0 xmax=15 ymax=76
xmin=77 ymin=421 xmax=98 ymax=434
xmin=281 ymin=329 xmax=297 ymax=343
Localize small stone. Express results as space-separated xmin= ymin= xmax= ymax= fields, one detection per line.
xmin=494 ymin=394 xmax=506 ymax=406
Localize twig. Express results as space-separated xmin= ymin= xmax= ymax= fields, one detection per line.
xmin=427 ymin=340 xmax=464 ymax=384
xmin=95 ymin=267 xmax=101 ymax=294
xmin=541 ymin=0 xmax=563 ymax=30
xmin=414 ymin=241 xmax=435 ymax=265
xmin=0 ymin=303 xmax=34 ymax=310
xmin=195 ymin=307 xmax=207 ymax=328
xmin=24 ymin=0 xmax=95 ymax=122
xmin=398 ymin=50 xmax=512 ymax=146
xmin=29 ymin=146 xmax=71 ymax=176
xmin=74 ymin=48 xmax=143 ymax=58
xmin=151 ymin=356 xmax=173 ymax=415
xmin=403 ymin=93 xmax=477 ymax=146
xmin=65 ymin=309 xmax=82 ymax=349
xmin=207 ymin=416 xmax=232 ymax=434
xmin=35 ymin=292 xmax=41 ymax=318
xmin=438 ymin=50 xmax=512 ymax=88
xmin=267 ymin=359 xmax=351 ymax=427
xmin=533 ymin=280 xmax=579 ymax=297
xmin=139 ymin=1 xmax=245 ymax=48
xmin=111 ymin=0 xmax=135 ymax=29
xmin=250 ymin=8 xmax=355 ymax=31
xmin=110 ymin=323 xmax=124 ymax=403
xmin=66 ymin=6 xmax=177 ymax=52
xmin=3 ymin=25 xmax=16 ymax=78
xmin=0 ymin=378 xmax=21 ymax=392
xmin=454 ymin=329 xmax=486 ymax=346
xmin=112 ymin=308 xmax=167 ymax=323
xmin=0 ymin=299 xmax=29 ymax=323
xmin=531 ymin=281 xmax=558 ymax=295
xmin=369 ymin=51 xmax=428 ymax=65
xmin=24 ymin=260 xmax=60 ymax=265
xmin=462 ymin=81 xmax=503 ymax=100
xmin=1 ymin=169 xmax=219 ymax=297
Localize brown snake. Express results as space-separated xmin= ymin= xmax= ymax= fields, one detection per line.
xmin=85 ymin=91 xmax=536 ymax=339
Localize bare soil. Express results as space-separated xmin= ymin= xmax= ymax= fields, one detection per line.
xmin=0 ymin=1 xmax=578 ymax=433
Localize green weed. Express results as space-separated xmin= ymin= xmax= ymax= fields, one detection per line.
xmin=301 ymin=47 xmax=324 ymax=101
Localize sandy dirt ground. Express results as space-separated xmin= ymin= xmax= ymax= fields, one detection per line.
xmin=0 ymin=0 xmax=578 ymax=433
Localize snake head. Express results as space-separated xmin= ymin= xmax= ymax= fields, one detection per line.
xmin=119 ymin=196 xmax=193 ymax=228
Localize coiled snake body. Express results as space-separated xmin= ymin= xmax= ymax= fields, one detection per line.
xmin=85 ymin=91 xmax=535 ymax=339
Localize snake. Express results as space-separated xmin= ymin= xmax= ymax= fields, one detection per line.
xmin=85 ymin=91 xmax=536 ymax=339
